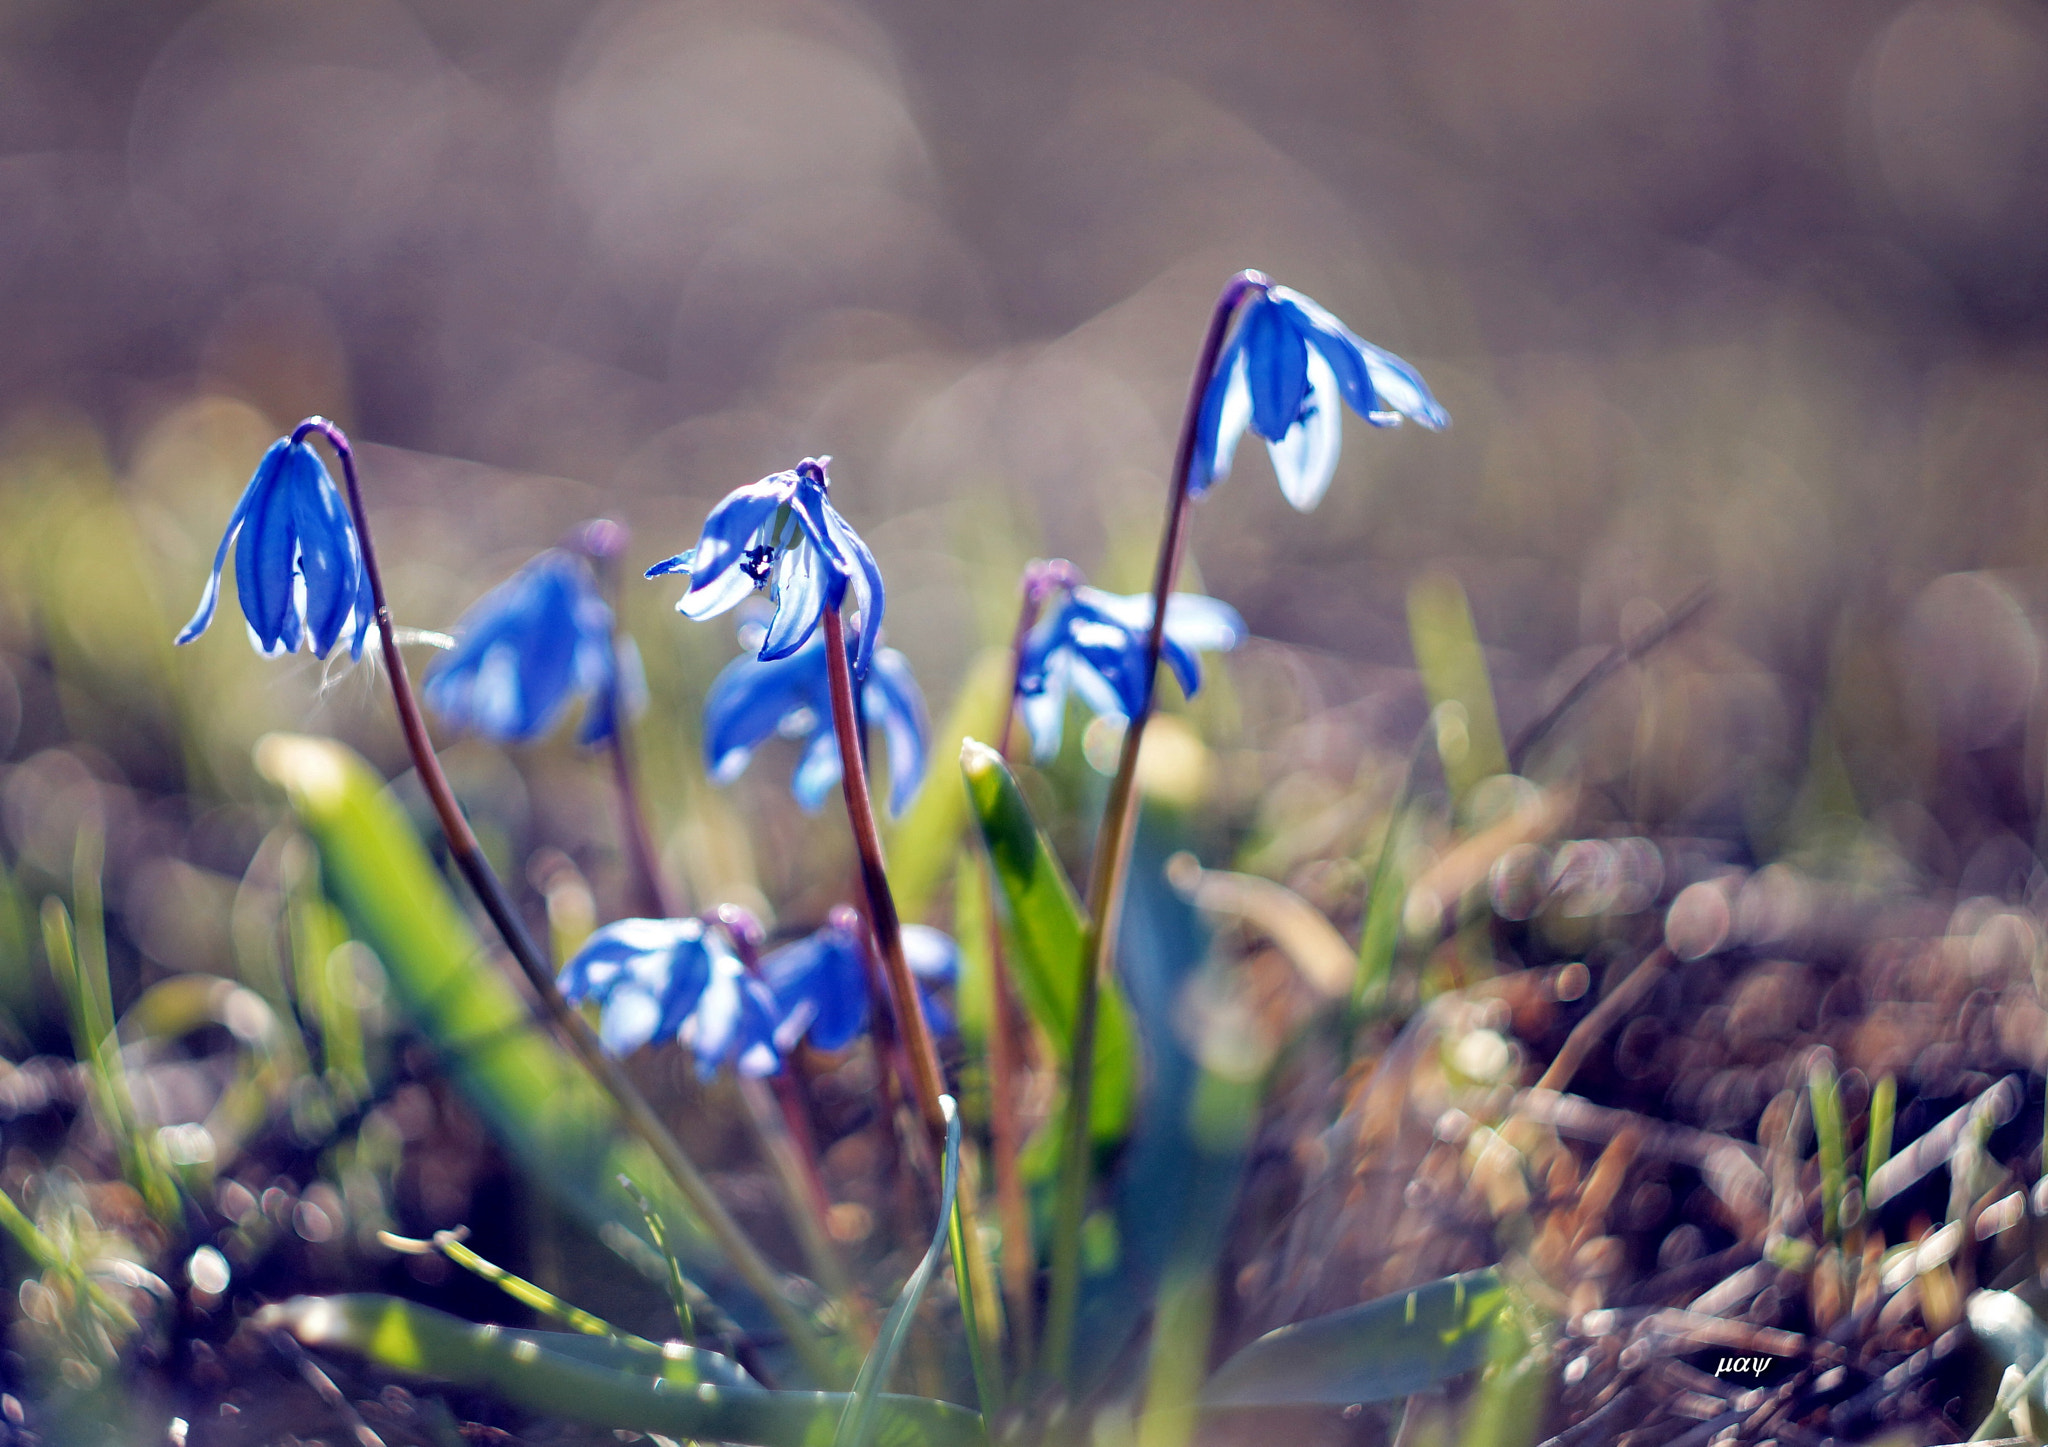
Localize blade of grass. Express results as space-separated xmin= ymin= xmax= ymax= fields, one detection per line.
xmin=256 ymin=733 xmax=846 ymax=1385
xmin=948 ymin=1141 xmax=1002 ymax=1417
xmin=836 ymin=1097 xmax=967 ymax=1447
xmin=1808 ymin=1051 xmax=1847 ymax=1241
xmin=265 ymin=1294 xmax=982 ymax=1447
xmin=959 ymin=740 xmax=1135 ymax=1140
xmin=1866 ymin=1073 xmax=1895 ymax=1195
xmin=40 ymin=896 xmax=177 ymax=1223
xmin=1407 ymin=573 xmax=1508 ymax=804
xmin=618 ymin=1173 xmax=696 ymax=1343
xmin=1203 ymin=1270 xmax=1506 ymax=1409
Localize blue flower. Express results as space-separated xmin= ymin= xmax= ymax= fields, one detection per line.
xmin=558 ymin=917 xmax=782 ymax=1077
xmin=175 ymin=436 xmax=374 ymax=659
xmin=422 ymin=549 xmax=643 ymax=746
xmin=1016 ymin=586 xmax=1244 ymax=761
xmin=1193 ymin=285 xmax=1449 ymax=511
xmin=761 ymin=909 xmax=958 ymax=1054
xmin=702 ymin=623 xmax=928 ymax=816
xmin=646 ymin=456 xmax=886 ymax=677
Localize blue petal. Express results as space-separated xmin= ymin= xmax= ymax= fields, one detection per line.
xmin=176 ymin=445 xmax=273 ymax=647
xmin=681 ymin=950 xmax=782 ymax=1078
xmin=677 ymin=472 xmax=798 ymax=603
xmin=289 ymin=447 xmax=362 ymax=658
xmin=599 ymin=988 xmax=663 ymax=1055
xmin=1020 ymin=650 xmax=1071 ymax=762
xmin=763 ymin=925 xmax=870 ymax=1053
xmin=1266 ymin=347 xmax=1345 ymax=511
xmin=1242 ymin=299 xmax=1309 ymax=442
xmin=1273 ymin=286 xmax=1449 ymax=431
xmin=1192 ymin=339 xmax=1253 ymax=496
xmin=234 ymin=442 xmax=303 ymax=652
xmin=1162 ymin=592 xmax=1246 ymax=653
xmin=822 ymin=503 xmax=885 ymax=678
xmin=864 ymin=646 xmax=929 ymax=816
xmin=758 ymin=535 xmax=826 ymax=660
xmin=677 ymin=560 xmax=759 ymax=622
xmin=701 ymin=641 xmax=829 ymax=783
xmin=790 ymin=726 xmax=843 ymax=813
xmin=348 ymin=554 xmax=376 ymax=659
xmin=900 ymin=924 xmax=958 ymax=985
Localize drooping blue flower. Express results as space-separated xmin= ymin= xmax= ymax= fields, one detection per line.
xmin=761 ymin=908 xmax=959 ymax=1054
xmin=702 ymin=622 xmax=928 ymax=816
xmin=175 ymin=436 xmax=374 ymax=659
xmin=421 ymin=549 xmax=644 ymax=746
xmin=1016 ymin=586 xmax=1244 ymax=761
xmin=1193 ymin=285 xmax=1449 ymax=511
xmin=558 ymin=917 xmax=781 ymax=1077
xmin=646 ymin=456 xmax=886 ymax=677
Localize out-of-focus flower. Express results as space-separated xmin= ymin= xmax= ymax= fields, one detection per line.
xmin=1193 ymin=285 xmax=1449 ymax=510
xmin=702 ymin=623 xmax=928 ymax=816
xmin=762 ymin=907 xmax=958 ymax=1053
xmin=1016 ymin=586 xmax=1244 ymax=760
xmin=422 ymin=549 xmax=643 ymax=746
xmin=558 ymin=917 xmax=781 ymax=1078
xmin=646 ymin=456 xmax=885 ymax=676
xmin=175 ymin=436 xmax=373 ymax=659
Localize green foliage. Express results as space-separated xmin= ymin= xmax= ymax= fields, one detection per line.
xmin=959 ymin=739 xmax=1134 ymax=1141
xmin=1202 ymin=1269 xmax=1507 ymax=1409
xmin=837 ymin=1097 xmax=967 ymax=1447
xmin=266 ymin=1294 xmax=984 ymax=1447
xmin=251 ymin=734 xmax=735 ymax=1287
xmin=1407 ymin=572 xmax=1508 ymax=803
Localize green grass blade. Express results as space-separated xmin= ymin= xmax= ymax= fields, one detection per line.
xmin=251 ymin=733 xmax=821 ymax=1364
xmin=1202 ymin=1269 xmax=1506 ymax=1409
xmin=837 ymin=1097 xmax=966 ymax=1447
xmin=1407 ymin=572 xmax=1508 ymax=802
xmin=266 ymin=1294 xmax=982 ymax=1447
xmin=1867 ymin=1072 xmax=1896 ymax=1194
xmin=959 ymin=740 xmax=1134 ymax=1140
xmin=619 ymin=1172 xmax=696 ymax=1343
xmin=40 ymin=897 xmax=178 ymax=1223
xmin=1807 ymin=1051 xmax=1846 ymax=1241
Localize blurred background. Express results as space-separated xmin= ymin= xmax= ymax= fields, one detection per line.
xmin=2 ymin=0 xmax=2047 ymax=1094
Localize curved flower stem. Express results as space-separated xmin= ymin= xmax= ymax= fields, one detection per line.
xmin=818 ymin=606 xmax=948 ymax=1139
xmin=1040 ymin=271 xmax=1268 ymax=1385
xmin=294 ymin=419 xmax=843 ymax=1388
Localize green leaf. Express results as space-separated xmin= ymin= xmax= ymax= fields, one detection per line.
xmin=1202 ymin=1269 xmax=1506 ymax=1409
xmin=251 ymin=737 xmax=725 ymax=1279
xmin=959 ymin=740 xmax=1134 ymax=1141
xmin=265 ymin=1294 xmax=983 ymax=1447
xmin=1407 ymin=573 xmax=1508 ymax=802
xmin=837 ymin=1097 xmax=965 ymax=1447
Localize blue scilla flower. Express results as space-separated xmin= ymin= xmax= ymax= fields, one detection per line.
xmin=702 ymin=621 xmax=929 ymax=816
xmin=1194 ymin=285 xmax=1449 ymax=511
xmin=558 ymin=916 xmax=781 ymax=1077
xmin=175 ymin=435 xmax=374 ymax=659
xmin=646 ymin=456 xmax=886 ymax=677
xmin=1016 ymin=586 xmax=1244 ymax=761
xmin=422 ymin=549 xmax=644 ymax=746
xmin=762 ymin=908 xmax=958 ymax=1054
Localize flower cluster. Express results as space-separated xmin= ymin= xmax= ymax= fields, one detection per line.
xmin=176 ymin=434 xmax=374 ymax=660
xmin=423 ymin=548 xmax=643 ymax=746
xmin=702 ymin=623 xmax=929 ymax=815
xmin=1193 ymin=284 xmax=1449 ymax=510
xmin=557 ymin=910 xmax=957 ymax=1075
xmin=1016 ymin=585 xmax=1244 ymax=760
xmin=646 ymin=456 xmax=885 ymax=676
